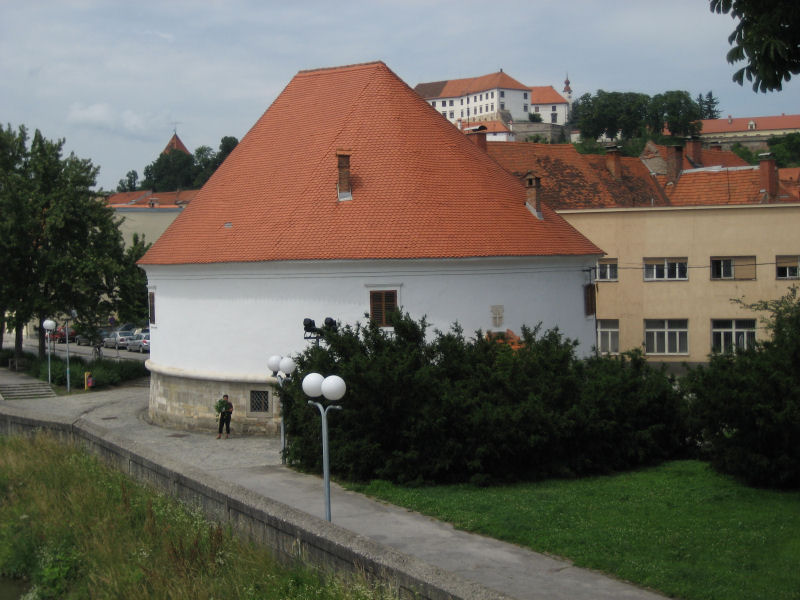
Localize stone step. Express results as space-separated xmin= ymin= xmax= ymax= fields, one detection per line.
xmin=0 ymin=383 xmax=57 ymax=400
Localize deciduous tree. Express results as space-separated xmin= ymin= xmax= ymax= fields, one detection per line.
xmin=711 ymin=0 xmax=800 ymax=92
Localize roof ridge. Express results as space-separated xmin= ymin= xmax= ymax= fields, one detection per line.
xmin=296 ymin=60 xmax=385 ymax=75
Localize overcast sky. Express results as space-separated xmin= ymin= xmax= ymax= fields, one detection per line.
xmin=2 ymin=0 xmax=798 ymax=191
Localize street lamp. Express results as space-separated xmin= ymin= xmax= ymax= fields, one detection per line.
xmin=267 ymin=354 xmax=297 ymax=464
xmin=303 ymin=372 xmax=345 ymax=522
xmin=43 ymin=319 xmax=56 ymax=385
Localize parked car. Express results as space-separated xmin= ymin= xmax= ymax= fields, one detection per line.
xmin=76 ymin=329 xmax=110 ymax=346
xmin=51 ymin=326 xmax=76 ymax=343
xmin=103 ymin=330 xmax=134 ymax=349
xmin=127 ymin=333 xmax=150 ymax=353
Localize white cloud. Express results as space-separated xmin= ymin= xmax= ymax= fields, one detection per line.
xmin=67 ymin=103 xmax=116 ymax=129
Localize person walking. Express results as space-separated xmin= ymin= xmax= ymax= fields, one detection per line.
xmin=217 ymin=394 xmax=233 ymax=439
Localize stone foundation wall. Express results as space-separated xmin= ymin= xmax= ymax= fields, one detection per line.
xmin=148 ymin=364 xmax=281 ymax=435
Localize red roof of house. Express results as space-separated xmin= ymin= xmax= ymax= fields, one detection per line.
xmin=107 ymin=191 xmax=153 ymax=206
xmin=667 ymin=166 xmax=795 ymax=206
xmin=700 ymin=114 xmax=800 ymax=135
xmin=487 ymin=142 xmax=667 ymax=209
xmin=640 ymin=141 xmax=749 ymax=171
xmin=414 ymin=70 xmax=529 ymax=99
xmin=780 ymin=167 xmax=800 ymax=200
xmin=140 ymin=62 xmax=600 ymax=266
xmin=107 ymin=189 xmax=199 ymax=207
xmin=461 ymin=120 xmax=510 ymax=133
xmin=162 ymin=133 xmax=191 ymax=155
xmin=529 ymin=86 xmax=567 ymax=105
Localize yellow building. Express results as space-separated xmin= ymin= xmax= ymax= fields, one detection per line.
xmin=562 ymin=201 xmax=800 ymax=365
xmin=487 ymin=141 xmax=799 ymax=366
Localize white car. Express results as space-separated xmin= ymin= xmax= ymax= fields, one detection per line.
xmin=127 ymin=333 xmax=150 ymax=353
xmin=103 ymin=330 xmax=133 ymax=349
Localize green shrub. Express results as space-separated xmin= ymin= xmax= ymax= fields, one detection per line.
xmin=282 ymin=313 xmax=687 ymax=485
xmin=685 ymin=288 xmax=800 ymax=488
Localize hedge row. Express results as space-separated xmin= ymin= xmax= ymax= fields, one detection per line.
xmin=281 ymin=315 xmax=688 ymax=486
xmin=0 ymin=349 xmax=148 ymax=390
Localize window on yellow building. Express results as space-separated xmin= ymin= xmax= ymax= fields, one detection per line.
xmin=710 ymin=256 xmax=756 ymax=280
xmin=597 ymin=320 xmax=619 ymax=354
xmin=644 ymin=258 xmax=687 ymax=281
xmin=711 ymin=319 xmax=756 ymax=353
xmin=644 ymin=319 xmax=688 ymax=354
xmin=597 ymin=259 xmax=618 ymax=281
xmin=776 ymin=255 xmax=800 ymax=279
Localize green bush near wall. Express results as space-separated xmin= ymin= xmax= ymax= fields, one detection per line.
xmin=0 ymin=349 xmax=146 ymax=390
xmin=282 ymin=313 xmax=688 ymax=486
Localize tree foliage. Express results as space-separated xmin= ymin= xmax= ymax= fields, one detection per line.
xmin=281 ymin=313 xmax=687 ymax=485
xmin=768 ymin=132 xmax=800 ymax=167
xmin=685 ymin=287 xmax=800 ymax=488
xmin=134 ymin=135 xmax=238 ymax=192
xmin=710 ymin=0 xmax=800 ymax=92
xmin=695 ymin=91 xmax=722 ymax=119
xmin=0 ymin=124 xmax=136 ymax=358
xmin=574 ymin=90 xmax=702 ymax=142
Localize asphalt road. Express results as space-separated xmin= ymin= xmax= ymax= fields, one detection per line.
xmin=2 ymin=334 xmax=148 ymax=363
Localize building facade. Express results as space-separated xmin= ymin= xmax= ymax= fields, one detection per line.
xmin=414 ymin=71 xmax=570 ymax=126
xmin=139 ymin=62 xmax=601 ymax=433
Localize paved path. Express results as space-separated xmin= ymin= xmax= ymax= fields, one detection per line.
xmin=0 ymin=368 xmax=667 ymax=600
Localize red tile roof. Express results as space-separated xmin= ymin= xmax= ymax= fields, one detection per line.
xmin=107 ymin=189 xmax=199 ymax=207
xmin=414 ymin=70 xmax=529 ymax=99
xmin=162 ymin=133 xmax=191 ymax=155
xmin=779 ymin=167 xmax=800 ymax=200
xmin=667 ymin=166 xmax=795 ymax=206
xmin=529 ymin=86 xmax=567 ymax=105
xmin=461 ymin=120 xmax=510 ymax=133
xmin=487 ymin=142 xmax=667 ymax=209
xmin=640 ymin=141 xmax=749 ymax=171
xmin=140 ymin=62 xmax=600 ymax=266
xmin=700 ymin=114 xmax=800 ymax=135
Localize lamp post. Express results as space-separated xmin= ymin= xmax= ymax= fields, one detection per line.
xmin=267 ymin=354 xmax=297 ymax=464
xmin=302 ymin=372 xmax=345 ymax=522
xmin=43 ymin=319 xmax=56 ymax=385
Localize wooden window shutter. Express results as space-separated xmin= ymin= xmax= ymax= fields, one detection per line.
xmin=734 ymin=256 xmax=756 ymax=280
xmin=370 ymin=290 xmax=397 ymax=326
xmin=584 ymin=284 xmax=596 ymax=316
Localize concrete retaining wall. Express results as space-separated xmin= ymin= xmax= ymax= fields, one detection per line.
xmin=0 ymin=409 xmax=508 ymax=600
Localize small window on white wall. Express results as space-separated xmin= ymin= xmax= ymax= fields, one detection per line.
xmin=370 ymin=290 xmax=398 ymax=327
xmin=148 ymin=291 xmax=156 ymax=325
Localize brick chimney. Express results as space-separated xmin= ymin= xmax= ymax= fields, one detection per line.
xmin=524 ymin=173 xmax=542 ymax=219
xmin=605 ymin=146 xmax=621 ymax=179
xmin=666 ymin=145 xmax=683 ymax=183
xmin=685 ymin=138 xmax=702 ymax=166
xmin=337 ymin=150 xmax=352 ymax=200
xmin=759 ymin=153 xmax=779 ymax=200
xmin=467 ymin=129 xmax=487 ymax=152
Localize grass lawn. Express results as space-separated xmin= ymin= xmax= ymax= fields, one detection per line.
xmin=348 ymin=461 xmax=800 ymax=600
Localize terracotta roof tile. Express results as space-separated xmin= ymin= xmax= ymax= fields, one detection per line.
xmin=528 ymin=86 xmax=567 ymax=104
xmin=461 ymin=120 xmax=510 ymax=133
xmin=162 ymin=133 xmax=191 ymax=155
xmin=667 ymin=166 xmax=795 ymax=206
xmin=414 ymin=70 xmax=529 ymax=99
xmin=140 ymin=62 xmax=600 ymax=266
xmin=487 ymin=142 xmax=667 ymax=209
xmin=700 ymin=114 xmax=800 ymax=135
xmin=107 ymin=189 xmax=199 ymax=207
